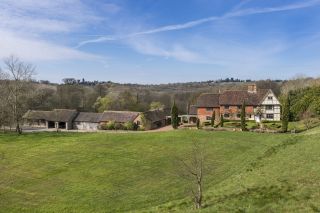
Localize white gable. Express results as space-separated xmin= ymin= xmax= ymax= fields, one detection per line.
xmin=261 ymin=90 xmax=280 ymax=105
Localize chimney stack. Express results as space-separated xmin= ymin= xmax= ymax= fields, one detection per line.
xmin=248 ymin=84 xmax=257 ymax=93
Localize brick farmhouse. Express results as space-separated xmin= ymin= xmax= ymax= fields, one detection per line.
xmin=195 ymin=84 xmax=281 ymax=124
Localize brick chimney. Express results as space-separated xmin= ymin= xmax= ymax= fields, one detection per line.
xmin=247 ymin=84 xmax=257 ymax=93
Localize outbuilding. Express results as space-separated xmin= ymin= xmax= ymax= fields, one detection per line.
xmin=73 ymin=112 xmax=103 ymax=130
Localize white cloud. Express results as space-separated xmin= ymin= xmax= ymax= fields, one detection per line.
xmin=77 ymin=0 xmax=320 ymax=47
xmin=0 ymin=30 xmax=100 ymax=61
xmin=0 ymin=0 xmax=104 ymax=62
xmin=0 ymin=0 xmax=99 ymax=33
xmin=126 ymin=38 xmax=206 ymax=64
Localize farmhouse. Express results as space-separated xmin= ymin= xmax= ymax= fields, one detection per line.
xmin=195 ymin=84 xmax=281 ymax=124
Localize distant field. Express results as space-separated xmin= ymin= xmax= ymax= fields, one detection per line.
xmin=0 ymin=129 xmax=319 ymax=212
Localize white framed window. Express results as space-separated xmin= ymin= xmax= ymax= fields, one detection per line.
xmin=224 ymin=106 xmax=230 ymax=109
xmin=266 ymin=114 xmax=274 ymax=119
xmin=266 ymin=105 xmax=274 ymax=110
xmin=268 ymin=96 xmax=273 ymax=100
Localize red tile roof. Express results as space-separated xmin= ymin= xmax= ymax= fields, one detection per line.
xmin=195 ymin=93 xmax=220 ymax=107
xmin=195 ymin=89 xmax=271 ymax=107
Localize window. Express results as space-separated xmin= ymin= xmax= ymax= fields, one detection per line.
xmin=224 ymin=106 xmax=230 ymax=109
xmin=266 ymin=105 xmax=273 ymax=110
xmin=237 ymin=114 xmax=241 ymax=118
xmin=206 ymin=116 xmax=212 ymax=121
xmin=224 ymin=113 xmax=230 ymax=118
xmin=237 ymin=106 xmax=241 ymax=109
xmin=268 ymin=96 xmax=273 ymax=100
xmin=266 ymin=114 xmax=274 ymax=119
xmin=206 ymin=108 xmax=213 ymax=112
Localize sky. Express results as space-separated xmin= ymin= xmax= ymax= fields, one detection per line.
xmin=1 ymin=0 xmax=320 ymax=84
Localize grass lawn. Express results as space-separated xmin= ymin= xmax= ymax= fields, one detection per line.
xmin=0 ymin=129 xmax=319 ymax=212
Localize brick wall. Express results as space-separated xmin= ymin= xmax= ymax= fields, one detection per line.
xmin=197 ymin=107 xmax=220 ymax=123
xmin=220 ymin=105 xmax=255 ymax=120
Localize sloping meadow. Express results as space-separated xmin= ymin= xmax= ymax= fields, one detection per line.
xmin=0 ymin=130 xmax=299 ymax=212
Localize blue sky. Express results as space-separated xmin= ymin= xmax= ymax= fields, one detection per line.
xmin=1 ymin=0 xmax=320 ymax=83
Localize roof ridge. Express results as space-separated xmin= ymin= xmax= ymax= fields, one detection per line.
xmin=200 ymin=93 xmax=220 ymax=95
xmin=103 ymin=110 xmax=140 ymax=113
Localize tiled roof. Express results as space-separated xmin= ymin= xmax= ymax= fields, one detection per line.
xmin=195 ymin=93 xmax=220 ymax=107
xmin=188 ymin=105 xmax=197 ymax=115
xmin=194 ymin=89 xmax=271 ymax=107
xmin=142 ymin=109 xmax=170 ymax=123
xmin=219 ymin=89 xmax=269 ymax=106
xmin=100 ymin=111 xmax=140 ymax=123
xmin=23 ymin=109 xmax=78 ymax=122
xmin=74 ymin=112 xmax=103 ymax=123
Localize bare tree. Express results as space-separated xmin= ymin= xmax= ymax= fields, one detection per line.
xmin=0 ymin=70 xmax=10 ymax=131
xmin=177 ymin=139 xmax=207 ymax=209
xmin=2 ymin=55 xmax=35 ymax=133
xmin=301 ymin=110 xmax=316 ymax=130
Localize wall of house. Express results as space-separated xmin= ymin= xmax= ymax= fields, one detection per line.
xmin=261 ymin=91 xmax=281 ymax=121
xmin=25 ymin=119 xmax=47 ymax=127
xmin=74 ymin=122 xmax=99 ymax=131
xmin=197 ymin=107 xmax=220 ymax=123
xmin=67 ymin=121 xmax=73 ymax=130
xmin=133 ymin=115 xmax=142 ymax=126
xmin=220 ymin=106 xmax=255 ymax=120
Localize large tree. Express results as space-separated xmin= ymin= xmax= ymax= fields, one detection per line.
xmin=2 ymin=56 xmax=35 ymax=133
xmin=0 ymin=71 xmax=11 ymax=130
xmin=171 ymin=101 xmax=179 ymax=129
xmin=149 ymin=101 xmax=165 ymax=110
xmin=240 ymin=100 xmax=246 ymax=131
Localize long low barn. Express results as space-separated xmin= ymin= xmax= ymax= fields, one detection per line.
xmin=23 ymin=109 xmax=78 ymax=130
xmin=23 ymin=109 xmax=170 ymax=131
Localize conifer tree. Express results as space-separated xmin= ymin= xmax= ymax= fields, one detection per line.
xmin=196 ymin=118 xmax=200 ymax=129
xmin=171 ymin=101 xmax=179 ymax=129
xmin=211 ymin=110 xmax=215 ymax=127
xmin=220 ymin=115 xmax=224 ymax=127
xmin=241 ymin=100 xmax=246 ymax=131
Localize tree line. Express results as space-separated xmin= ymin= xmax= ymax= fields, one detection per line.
xmin=1 ymin=56 xmax=319 ymax=133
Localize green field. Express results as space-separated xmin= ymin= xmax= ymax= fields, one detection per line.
xmin=0 ymin=128 xmax=320 ymax=212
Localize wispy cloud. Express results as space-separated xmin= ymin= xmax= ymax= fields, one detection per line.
xmin=77 ymin=0 xmax=320 ymax=47
xmin=126 ymin=38 xmax=204 ymax=64
xmin=0 ymin=0 xmax=104 ymax=61
xmin=0 ymin=0 xmax=99 ymax=34
xmin=0 ymin=30 xmax=100 ymax=61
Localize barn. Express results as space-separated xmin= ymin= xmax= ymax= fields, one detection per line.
xmin=23 ymin=109 xmax=78 ymax=130
xmin=73 ymin=112 xmax=103 ymax=130
xmin=142 ymin=109 xmax=170 ymax=130
xmin=100 ymin=111 xmax=141 ymax=124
